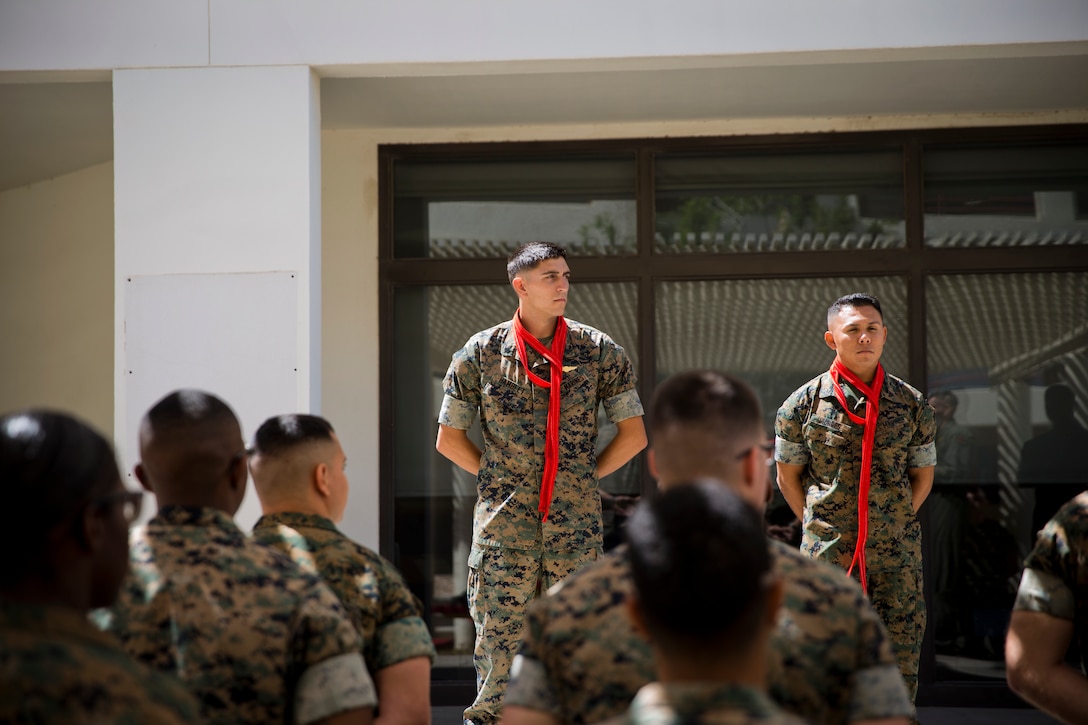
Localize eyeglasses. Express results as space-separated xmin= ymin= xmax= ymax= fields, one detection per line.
xmin=92 ymin=490 xmax=144 ymax=526
xmin=736 ymin=441 xmax=776 ymax=465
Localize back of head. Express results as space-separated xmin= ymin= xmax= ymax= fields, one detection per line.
xmin=827 ymin=292 xmax=883 ymax=327
xmin=138 ymin=390 xmax=243 ymax=506
xmin=627 ymin=480 xmax=772 ymax=657
xmin=0 ymin=410 xmax=121 ymax=588
xmin=507 ymin=241 xmax=567 ymax=282
xmin=648 ymin=369 xmax=764 ymax=484
xmin=250 ymin=413 xmax=335 ymax=499
xmin=1043 ymin=383 xmax=1075 ymax=425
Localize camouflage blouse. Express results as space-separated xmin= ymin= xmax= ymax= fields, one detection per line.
xmin=440 ymin=318 xmax=643 ymax=553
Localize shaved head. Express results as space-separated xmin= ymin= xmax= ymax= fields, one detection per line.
xmin=137 ymin=390 xmax=246 ymax=510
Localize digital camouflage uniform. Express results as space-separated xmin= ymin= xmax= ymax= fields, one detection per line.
xmin=439 ymin=317 xmax=643 ymax=725
xmin=604 ymin=683 xmax=808 ymax=725
xmin=0 ymin=600 xmax=200 ymax=724
xmin=775 ymin=370 xmax=936 ymax=702
xmin=96 ymin=505 xmax=376 ymax=725
xmin=505 ymin=541 xmax=911 ymax=725
xmin=1013 ymin=491 xmax=1088 ymax=676
xmin=252 ymin=511 xmax=437 ymax=678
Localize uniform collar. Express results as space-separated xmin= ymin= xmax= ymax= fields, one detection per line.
xmin=254 ymin=511 xmax=338 ymax=534
xmin=151 ymin=505 xmax=245 ymax=543
xmin=0 ymin=599 xmax=124 ymax=651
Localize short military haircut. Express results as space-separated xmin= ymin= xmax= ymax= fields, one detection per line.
xmin=827 ymin=292 xmax=883 ymax=328
xmin=145 ymin=389 xmax=238 ymax=433
xmin=627 ymin=480 xmax=772 ymax=654
xmin=506 ymin=241 xmax=567 ymax=282
xmin=649 ymin=369 xmax=763 ymax=444
xmin=0 ymin=410 xmax=120 ymax=585
xmin=252 ymin=414 xmax=335 ymax=457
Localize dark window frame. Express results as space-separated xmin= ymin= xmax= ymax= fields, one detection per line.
xmin=378 ymin=123 xmax=1088 ymax=707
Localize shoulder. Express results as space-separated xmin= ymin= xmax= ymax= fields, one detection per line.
xmin=538 ymin=549 xmax=631 ymax=617
xmin=565 ymin=319 xmax=623 ymax=350
xmin=771 ymin=540 xmax=865 ymax=603
xmin=882 ymin=373 xmax=927 ymax=407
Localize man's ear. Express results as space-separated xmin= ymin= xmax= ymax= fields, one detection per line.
xmin=823 ymin=330 xmax=836 ymax=351
xmin=511 ymin=276 xmax=527 ymax=299
xmin=313 ymin=462 xmax=331 ymax=498
xmin=77 ymin=503 xmax=105 ymax=553
xmin=228 ymin=454 xmax=248 ymax=494
xmin=764 ymin=575 xmax=786 ymax=629
xmin=134 ymin=463 xmax=153 ymax=493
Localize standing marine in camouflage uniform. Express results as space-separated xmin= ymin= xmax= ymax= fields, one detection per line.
xmin=436 ymin=242 xmax=646 ymax=725
xmin=775 ymin=293 xmax=936 ymax=705
xmin=0 ymin=409 xmax=199 ymax=724
xmin=609 ymin=481 xmax=806 ymax=725
xmin=249 ymin=413 xmax=437 ymax=725
xmin=1006 ymin=491 xmax=1088 ymax=725
xmin=504 ymin=370 xmax=912 ymax=725
xmin=96 ymin=390 xmax=376 ymax=725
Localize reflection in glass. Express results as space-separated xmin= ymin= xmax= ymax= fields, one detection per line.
xmin=924 ymin=143 xmax=1088 ymax=248
xmin=394 ymin=281 xmax=640 ymax=666
xmin=925 ymin=272 xmax=1088 ymax=682
xmin=392 ymin=156 xmax=637 ymax=258
xmin=655 ymin=150 xmax=904 ymax=253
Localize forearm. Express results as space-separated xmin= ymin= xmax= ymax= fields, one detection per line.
xmin=1012 ymin=664 xmax=1088 ymax=724
xmin=908 ymin=466 xmax=935 ymax=513
xmin=436 ymin=425 xmax=482 ymax=476
xmin=1007 ymin=611 xmax=1088 ymax=724
xmin=775 ymin=464 xmax=807 ymax=521
xmin=596 ymin=417 xmax=647 ymax=479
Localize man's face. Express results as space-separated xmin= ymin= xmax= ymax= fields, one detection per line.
xmin=824 ymin=304 xmax=887 ymax=378
xmin=515 ymin=257 xmax=570 ymax=320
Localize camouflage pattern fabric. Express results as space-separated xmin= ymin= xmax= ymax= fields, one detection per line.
xmin=466 ymin=544 xmax=597 ymax=725
xmin=607 ymin=683 xmax=808 ymax=725
xmin=0 ymin=600 xmax=200 ymax=724
xmin=775 ymin=370 xmax=935 ymax=701
xmin=439 ymin=318 xmax=643 ymax=553
xmin=95 ymin=505 xmax=376 ymax=725
xmin=505 ymin=541 xmax=911 ymax=725
xmin=440 ymin=317 xmax=642 ymax=724
xmin=1014 ymin=491 xmax=1088 ymax=675
xmin=252 ymin=511 xmax=436 ymax=675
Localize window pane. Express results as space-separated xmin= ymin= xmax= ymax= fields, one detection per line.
xmin=655 ymin=150 xmax=904 ymax=253
xmin=924 ymin=143 xmax=1088 ymax=248
xmin=392 ymin=156 xmax=637 ymax=258
xmin=926 ymin=272 xmax=1088 ymax=682
xmin=394 ymin=280 xmax=641 ymax=666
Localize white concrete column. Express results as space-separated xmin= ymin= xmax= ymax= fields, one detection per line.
xmin=113 ymin=66 xmax=321 ymax=531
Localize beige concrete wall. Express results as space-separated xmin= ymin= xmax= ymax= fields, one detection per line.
xmin=0 ymin=161 xmax=114 ymax=435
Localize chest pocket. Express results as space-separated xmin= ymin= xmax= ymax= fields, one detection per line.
xmin=805 ymin=414 xmax=851 ymax=448
xmin=559 ymin=370 xmax=593 ymax=412
xmin=483 ymin=376 xmax=530 ymax=416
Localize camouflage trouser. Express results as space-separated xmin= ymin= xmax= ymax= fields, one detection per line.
xmin=867 ymin=566 xmax=925 ymax=705
xmin=464 ymin=544 xmax=598 ymax=725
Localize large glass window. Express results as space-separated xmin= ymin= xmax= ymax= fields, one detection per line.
xmin=655 ymin=149 xmax=904 ymax=253
xmin=925 ymin=272 xmax=1088 ymax=683
xmin=393 ymin=155 xmax=637 ymax=258
xmin=924 ymin=142 xmax=1088 ymax=248
xmin=382 ymin=126 xmax=1088 ymax=705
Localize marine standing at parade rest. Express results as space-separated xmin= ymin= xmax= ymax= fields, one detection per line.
xmin=0 ymin=409 xmax=200 ymax=724
xmin=503 ymin=370 xmax=912 ymax=725
xmin=775 ymin=293 xmax=936 ymax=705
xmin=250 ymin=413 xmax=437 ymax=725
xmin=436 ymin=241 xmax=647 ymax=725
xmin=97 ymin=390 xmax=376 ymax=725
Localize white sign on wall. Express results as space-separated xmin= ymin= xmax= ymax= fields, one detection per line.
xmin=123 ymin=271 xmax=302 ymax=530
